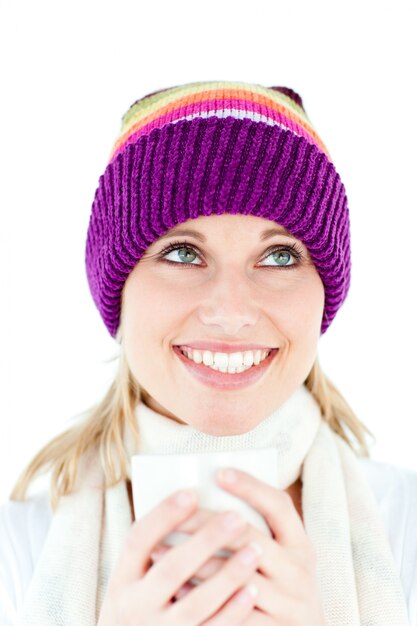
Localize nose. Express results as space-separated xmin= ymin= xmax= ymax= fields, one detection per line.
xmin=197 ymin=268 xmax=259 ymax=336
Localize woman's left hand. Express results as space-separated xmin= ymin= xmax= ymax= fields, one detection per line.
xmin=150 ymin=468 xmax=327 ymax=625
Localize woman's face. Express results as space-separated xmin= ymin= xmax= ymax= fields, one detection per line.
xmin=122 ymin=214 xmax=325 ymax=435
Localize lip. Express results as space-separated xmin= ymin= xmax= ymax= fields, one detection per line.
xmin=173 ymin=341 xmax=277 ymax=353
xmin=173 ymin=345 xmax=279 ymax=390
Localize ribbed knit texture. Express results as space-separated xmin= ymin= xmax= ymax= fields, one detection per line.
xmin=85 ymin=80 xmax=351 ymax=337
xmin=20 ymin=385 xmax=410 ymax=625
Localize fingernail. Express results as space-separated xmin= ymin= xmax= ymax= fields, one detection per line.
xmin=218 ymin=468 xmax=238 ymax=484
xmin=221 ymin=511 xmax=244 ymax=529
xmin=238 ymin=541 xmax=263 ymax=565
xmin=235 ymin=583 xmax=258 ymax=604
xmin=174 ymin=489 xmax=196 ymax=507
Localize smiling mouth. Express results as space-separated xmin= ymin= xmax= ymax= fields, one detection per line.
xmin=177 ymin=346 xmax=275 ymax=373
xmin=172 ymin=345 xmax=279 ymax=391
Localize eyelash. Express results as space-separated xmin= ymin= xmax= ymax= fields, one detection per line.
xmin=157 ymin=239 xmax=304 ymax=269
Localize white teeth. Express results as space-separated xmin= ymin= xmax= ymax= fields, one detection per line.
xmin=179 ymin=347 xmax=272 ymax=374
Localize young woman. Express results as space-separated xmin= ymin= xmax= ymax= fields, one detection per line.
xmin=1 ymin=81 xmax=416 ymax=626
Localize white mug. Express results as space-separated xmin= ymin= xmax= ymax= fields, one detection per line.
xmin=131 ymin=447 xmax=278 ymax=556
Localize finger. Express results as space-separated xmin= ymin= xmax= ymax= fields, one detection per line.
xmin=174 ymin=502 xmax=310 ymax=572
xmin=153 ymin=543 xmax=302 ymax=619
xmin=155 ymin=520 xmax=298 ymax=583
xmin=200 ymin=584 xmax=259 ymax=625
xmin=176 ymin=507 xmax=214 ymax=533
xmin=150 ymin=538 xmax=279 ymax=613
xmin=152 ymin=543 xmax=228 ymax=580
xmin=176 ymin=569 xmax=289 ymax=621
xmin=145 ymin=510 xmax=249 ymax=607
xmin=160 ymin=502 xmax=310 ymax=585
xmin=155 ymin=554 xmax=314 ymax=626
xmin=167 ymin=539 xmax=262 ymax=623
xmin=152 ymin=538 xmax=304 ymax=596
xmin=216 ymin=468 xmax=309 ymax=549
xmin=175 ymin=507 xmax=253 ymax=553
xmin=112 ymin=488 xmax=198 ymax=588
xmin=242 ymin=579 xmax=306 ymax=624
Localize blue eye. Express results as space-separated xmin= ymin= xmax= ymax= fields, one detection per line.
xmin=158 ymin=240 xmax=303 ymax=268
xmin=260 ymin=250 xmax=295 ymax=267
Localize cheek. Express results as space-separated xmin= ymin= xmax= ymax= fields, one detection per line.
xmin=271 ymin=273 xmax=325 ymax=337
xmin=294 ymin=280 xmax=324 ymax=328
xmin=272 ymin=284 xmax=324 ymax=372
xmin=122 ymin=275 xmax=189 ymax=351
xmin=276 ymin=276 xmax=324 ymax=382
xmin=295 ymin=279 xmax=325 ymax=356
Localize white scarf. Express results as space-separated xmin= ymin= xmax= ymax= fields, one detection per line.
xmin=20 ymin=384 xmax=410 ymax=626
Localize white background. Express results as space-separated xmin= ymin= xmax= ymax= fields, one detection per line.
xmin=1 ymin=0 xmax=416 ymax=505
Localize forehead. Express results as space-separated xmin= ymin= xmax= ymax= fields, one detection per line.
xmin=157 ymin=214 xmax=296 ymax=243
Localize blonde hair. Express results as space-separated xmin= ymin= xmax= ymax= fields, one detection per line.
xmin=10 ymin=327 xmax=374 ymax=513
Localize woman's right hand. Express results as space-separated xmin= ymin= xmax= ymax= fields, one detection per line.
xmin=97 ymin=488 xmax=262 ymax=626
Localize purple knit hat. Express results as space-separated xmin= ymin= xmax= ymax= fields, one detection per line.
xmin=85 ymin=80 xmax=351 ymax=338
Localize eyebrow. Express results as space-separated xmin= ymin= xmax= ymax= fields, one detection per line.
xmin=158 ymin=226 xmax=296 ymax=243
